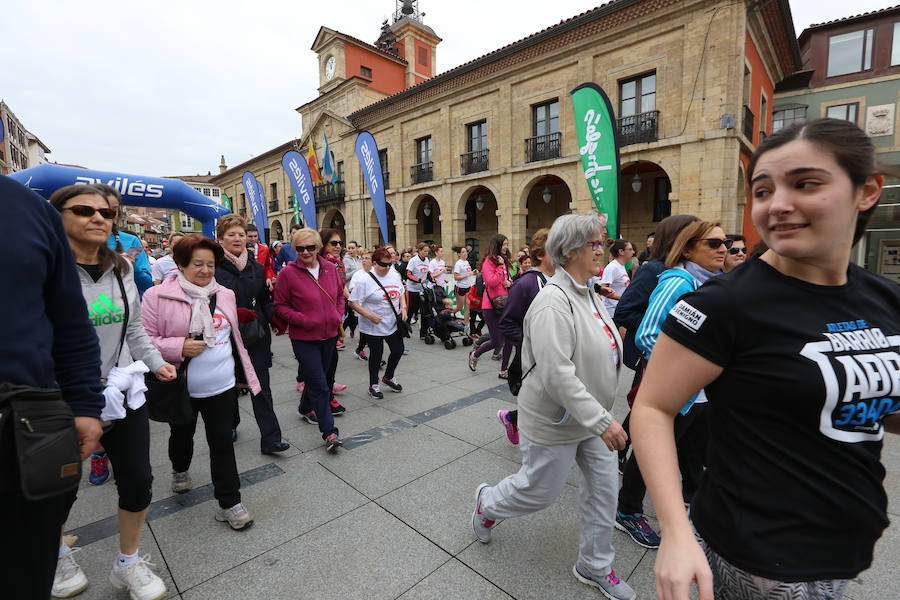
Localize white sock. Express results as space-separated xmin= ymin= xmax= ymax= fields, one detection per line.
xmin=59 ymin=542 xmax=70 ymax=559
xmin=116 ymin=551 xmax=139 ymax=568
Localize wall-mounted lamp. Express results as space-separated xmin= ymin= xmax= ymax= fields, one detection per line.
xmin=631 ymin=172 xmax=642 ymax=193
xmin=475 ymin=195 xmax=484 ymax=211
xmin=542 ymin=186 xmax=552 ymax=204
xmin=423 ymin=202 xmax=432 ymax=217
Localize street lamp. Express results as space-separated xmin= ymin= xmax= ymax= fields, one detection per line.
xmin=423 ymin=202 xmax=432 ymax=217
xmin=542 ymin=186 xmax=552 ymax=204
xmin=475 ymin=195 xmax=484 ymax=211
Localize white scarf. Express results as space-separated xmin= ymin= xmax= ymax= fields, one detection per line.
xmin=176 ymin=271 xmax=220 ymax=347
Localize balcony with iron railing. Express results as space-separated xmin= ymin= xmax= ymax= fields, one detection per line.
xmin=743 ymin=105 xmax=754 ymax=141
xmin=313 ymin=180 xmax=345 ymax=207
xmin=617 ymin=111 xmax=659 ymax=146
xmin=524 ymin=132 xmax=561 ymax=162
xmin=460 ymin=149 xmax=489 ymax=175
xmin=410 ymin=161 xmax=433 ymax=184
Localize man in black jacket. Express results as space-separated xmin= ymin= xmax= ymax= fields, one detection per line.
xmin=0 ymin=176 xmax=104 ymax=598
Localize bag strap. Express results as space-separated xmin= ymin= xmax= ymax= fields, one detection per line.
xmin=368 ymin=271 xmax=402 ymax=323
xmin=520 ymin=283 xmax=576 ymax=386
xmin=304 ymin=267 xmax=339 ymax=307
xmin=113 ymin=269 xmax=130 ymax=368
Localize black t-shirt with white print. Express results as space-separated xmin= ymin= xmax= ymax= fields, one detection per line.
xmin=660 ymin=256 xmax=900 ymax=582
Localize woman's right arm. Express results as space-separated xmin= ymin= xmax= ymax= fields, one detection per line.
xmin=140 ymin=292 xmax=188 ymax=363
xmin=631 ymin=333 xmax=721 ymax=600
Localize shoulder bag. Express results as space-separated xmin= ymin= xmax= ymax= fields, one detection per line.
xmin=144 ymin=294 xmax=216 ymax=425
xmin=238 ymin=296 xmax=267 ymax=348
xmin=304 ymin=269 xmax=346 ymax=339
xmin=368 ymin=271 xmax=410 ymax=338
xmin=483 ymin=259 xmax=510 ymax=312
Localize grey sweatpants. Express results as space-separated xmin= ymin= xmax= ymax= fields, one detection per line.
xmin=479 ymin=433 xmax=618 ymax=577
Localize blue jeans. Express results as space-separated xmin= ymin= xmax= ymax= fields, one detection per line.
xmin=291 ymin=338 xmax=339 ymax=440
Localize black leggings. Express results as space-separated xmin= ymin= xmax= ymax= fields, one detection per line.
xmin=367 ymin=330 xmax=404 ymax=385
xmin=343 ymin=305 xmax=358 ymax=335
xmin=66 ymin=404 xmax=153 ymax=516
xmin=407 ymin=291 xmax=422 ymax=325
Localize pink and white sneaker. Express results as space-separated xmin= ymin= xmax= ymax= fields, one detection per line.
xmin=332 ymin=382 xmax=347 ymax=394
xmin=497 ymin=410 xmax=519 ymax=445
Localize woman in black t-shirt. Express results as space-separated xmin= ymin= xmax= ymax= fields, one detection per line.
xmin=631 ymin=119 xmax=899 ymax=600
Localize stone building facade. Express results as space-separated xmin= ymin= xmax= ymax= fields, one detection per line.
xmin=213 ymin=0 xmax=799 ymax=254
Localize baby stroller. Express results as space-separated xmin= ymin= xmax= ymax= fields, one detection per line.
xmin=420 ymin=285 xmax=474 ymax=349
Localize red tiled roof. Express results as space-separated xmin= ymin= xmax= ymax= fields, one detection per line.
xmin=166 ymin=174 xmax=217 ymax=184
xmin=807 ymin=4 xmax=899 ymax=30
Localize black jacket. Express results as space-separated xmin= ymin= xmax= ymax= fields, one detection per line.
xmin=613 ymin=259 xmax=666 ymax=369
xmin=215 ymin=253 xmax=274 ymax=331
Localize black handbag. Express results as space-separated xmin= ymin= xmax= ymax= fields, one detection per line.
xmin=145 ymin=294 xmax=217 ymax=424
xmin=0 ymin=383 xmax=82 ymax=500
xmin=368 ymin=272 xmax=410 ymax=338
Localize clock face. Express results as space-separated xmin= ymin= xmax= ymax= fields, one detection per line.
xmin=325 ymin=56 xmax=336 ymax=81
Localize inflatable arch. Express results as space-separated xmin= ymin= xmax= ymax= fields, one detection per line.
xmin=8 ymin=163 xmax=230 ymax=239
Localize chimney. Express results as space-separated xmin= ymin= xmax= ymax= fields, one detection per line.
xmin=219 ymin=155 xmax=227 ymax=174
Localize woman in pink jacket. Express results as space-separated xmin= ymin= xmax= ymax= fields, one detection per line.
xmin=142 ymin=235 xmax=261 ymax=531
xmin=274 ymin=227 xmax=346 ymax=453
xmin=468 ymin=234 xmax=513 ymax=377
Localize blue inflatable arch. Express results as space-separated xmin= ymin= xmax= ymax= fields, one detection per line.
xmin=8 ymin=163 xmax=230 ymax=239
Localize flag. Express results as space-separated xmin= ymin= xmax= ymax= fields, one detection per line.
xmin=221 ymin=193 xmax=232 ymax=212
xmin=321 ymin=133 xmax=338 ymax=184
xmin=307 ymin=139 xmax=323 ymax=184
xmin=355 ymin=132 xmax=389 ymax=244
xmin=292 ymin=192 xmax=301 ymax=228
xmin=570 ymin=83 xmax=621 ymax=238
xmin=282 ymin=151 xmax=318 ymax=230
xmin=242 ymin=171 xmax=267 ymax=241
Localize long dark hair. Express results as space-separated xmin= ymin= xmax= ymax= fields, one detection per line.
xmin=49 ymin=184 xmax=129 ymax=275
xmin=748 ymin=118 xmax=892 ymax=245
xmin=318 ymin=228 xmax=343 ymax=259
xmin=483 ymin=234 xmax=507 ymax=267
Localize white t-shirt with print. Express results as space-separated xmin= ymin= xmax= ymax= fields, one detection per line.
xmin=429 ymin=258 xmax=447 ymax=287
xmin=152 ymin=254 xmax=178 ymax=282
xmin=186 ymin=304 xmax=236 ymax=398
xmin=454 ymin=259 xmax=475 ymax=289
xmin=406 ymin=255 xmax=429 ymax=292
xmin=349 ymin=269 xmax=404 ymax=337
xmin=599 ymin=260 xmax=630 ymax=317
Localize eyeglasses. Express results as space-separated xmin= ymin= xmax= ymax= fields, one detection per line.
xmin=694 ymin=238 xmax=734 ymax=250
xmin=585 ymin=240 xmax=603 ymax=251
xmin=376 ymin=261 xmax=392 ymax=267
xmin=728 ymin=246 xmax=747 ymax=255
xmin=296 ymin=244 xmax=317 ymax=253
xmin=62 ymin=205 xmax=117 ymax=220
xmin=328 ymin=240 xmax=342 ymax=247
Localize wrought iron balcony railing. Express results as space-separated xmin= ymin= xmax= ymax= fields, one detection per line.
xmin=524 ymin=132 xmax=561 ymax=162
xmin=410 ymin=162 xmax=433 ymax=184
xmin=460 ymin=149 xmax=489 ymax=175
xmin=617 ymin=110 xmax=659 ymax=146
xmin=313 ymin=180 xmax=345 ymax=207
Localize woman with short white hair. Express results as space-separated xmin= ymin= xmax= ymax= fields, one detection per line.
xmin=471 ymin=212 xmax=634 ymax=600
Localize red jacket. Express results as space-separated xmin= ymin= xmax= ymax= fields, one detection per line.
xmin=250 ymin=243 xmax=276 ymax=280
xmin=274 ymin=256 xmax=345 ymax=341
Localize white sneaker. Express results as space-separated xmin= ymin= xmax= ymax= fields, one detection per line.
xmin=215 ymin=502 xmax=254 ymax=530
xmin=109 ymin=555 xmax=166 ymax=600
xmin=52 ymin=547 xmax=88 ymax=598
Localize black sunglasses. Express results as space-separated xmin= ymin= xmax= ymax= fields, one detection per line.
xmin=296 ymin=244 xmax=317 ymax=253
xmin=63 ymin=205 xmax=118 ymax=220
xmin=376 ymin=260 xmax=392 ymax=267
xmin=328 ymin=240 xmax=342 ymax=246
xmin=694 ymin=238 xmax=734 ymax=250
xmin=728 ymin=247 xmax=747 ymax=255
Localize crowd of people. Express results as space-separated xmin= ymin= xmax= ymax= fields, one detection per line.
xmin=2 ymin=118 xmax=898 ymax=600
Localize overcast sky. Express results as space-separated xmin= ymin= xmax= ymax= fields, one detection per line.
xmin=1 ymin=0 xmax=893 ymax=177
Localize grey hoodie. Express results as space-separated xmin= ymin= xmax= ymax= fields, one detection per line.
xmin=76 ymin=262 xmax=166 ymax=378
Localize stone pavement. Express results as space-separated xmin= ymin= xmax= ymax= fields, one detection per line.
xmin=64 ymin=334 xmax=898 ymax=600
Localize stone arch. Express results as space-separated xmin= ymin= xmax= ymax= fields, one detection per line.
xmin=271 ymin=219 xmax=284 ymax=241
xmin=522 ymin=175 xmax=572 ymax=241
xmin=458 ymin=185 xmax=499 ymax=259
xmin=321 ymin=208 xmax=346 ymax=242
xmin=408 ymin=194 xmax=442 ymax=246
xmin=455 ymin=182 xmax=500 ymax=215
xmin=368 ymin=201 xmax=398 ymax=247
xmin=619 ymin=160 xmax=672 ymax=246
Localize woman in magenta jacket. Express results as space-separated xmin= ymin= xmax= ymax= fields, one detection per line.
xmin=142 ymin=234 xmax=261 ymax=531
xmin=274 ymin=227 xmax=346 ymax=452
xmin=468 ymin=234 xmax=513 ymax=377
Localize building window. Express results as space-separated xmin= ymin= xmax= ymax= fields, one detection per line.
xmin=361 ymin=65 xmax=372 ymax=78
xmin=467 ymin=120 xmax=487 ymax=152
xmin=826 ymin=103 xmax=859 ymax=124
xmin=653 ymin=177 xmax=672 ymax=222
xmin=180 ymin=213 xmax=194 ymax=229
xmin=619 ymin=72 xmax=656 ymax=117
xmin=418 ymin=47 xmax=428 ymax=66
xmin=893 ymin=22 xmax=900 ymax=65
xmin=212 ymin=188 xmax=220 ymax=197
xmin=337 ymin=161 xmax=345 ymax=181
xmin=759 ymin=94 xmax=768 ymax=137
xmin=465 ymin=198 xmax=477 ymax=232
xmin=532 ymin=100 xmax=559 ymax=136
xmin=416 ymin=136 xmax=432 ymax=165
xmin=772 ymin=106 xmax=806 ymax=132
xmin=827 ymin=29 xmax=874 ymax=77
xmin=270 ymin=182 xmax=277 ymax=203
xmin=202 ymin=188 xmax=211 ymax=196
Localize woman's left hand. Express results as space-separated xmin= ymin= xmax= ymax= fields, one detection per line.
xmin=155 ymin=364 xmax=177 ymax=381
xmin=400 ymin=308 xmax=408 ymax=321
xmin=502 ymin=279 xmax=512 ymax=289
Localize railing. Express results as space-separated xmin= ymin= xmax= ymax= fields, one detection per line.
xmin=743 ymin=105 xmax=754 ymax=141
xmin=268 ymin=200 xmax=278 ymax=212
xmin=313 ymin=180 xmax=345 ymax=207
xmin=524 ymin=132 xmax=561 ymax=162
xmin=382 ymin=171 xmax=390 ymax=189
xmin=460 ymin=149 xmax=489 ymax=175
xmin=410 ymin=161 xmax=433 ymax=184
xmin=617 ymin=110 xmax=659 ymax=146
